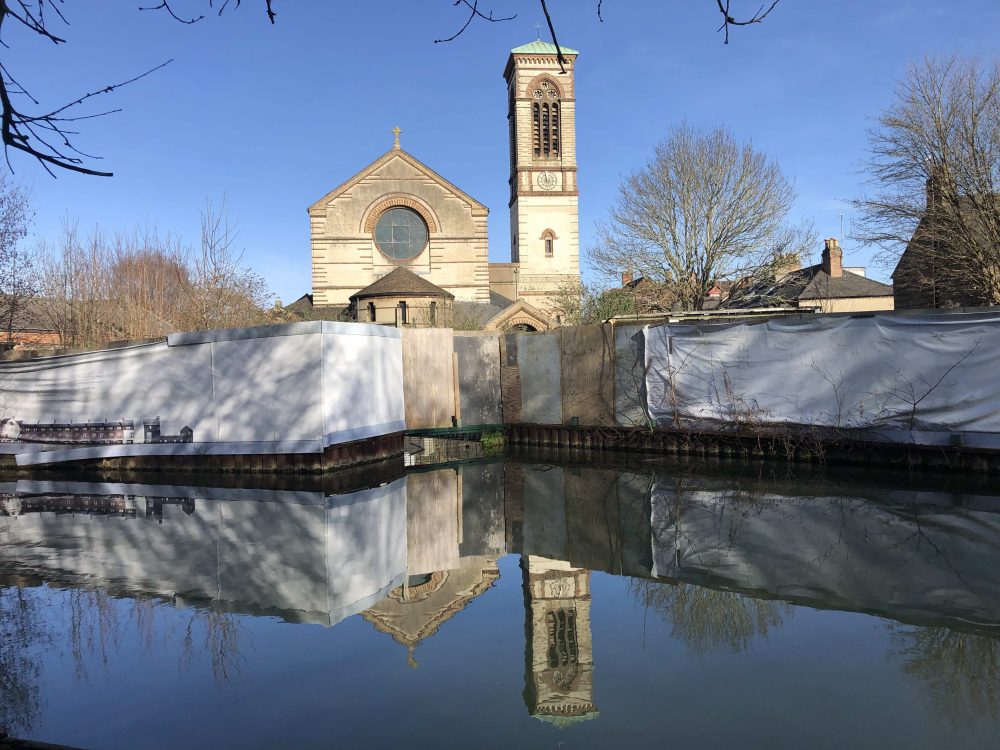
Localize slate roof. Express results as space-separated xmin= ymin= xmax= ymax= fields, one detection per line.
xmin=349 ymin=268 xmax=455 ymax=301
xmin=1 ymin=297 xmax=57 ymax=331
xmin=511 ymin=40 xmax=579 ymax=55
xmin=726 ymin=264 xmax=893 ymax=308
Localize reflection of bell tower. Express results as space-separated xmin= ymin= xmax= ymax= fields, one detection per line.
xmin=521 ymin=555 xmax=598 ymax=726
xmin=504 ymin=41 xmax=581 ymax=315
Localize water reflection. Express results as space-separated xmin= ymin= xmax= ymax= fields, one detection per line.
xmin=3 ymin=459 xmax=1000 ymax=744
xmin=889 ymin=624 xmax=1000 ymax=726
xmin=522 ymin=556 xmax=597 ymax=726
xmin=629 ymin=579 xmax=792 ymax=655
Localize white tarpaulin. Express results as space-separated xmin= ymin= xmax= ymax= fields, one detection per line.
xmin=644 ymin=311 xmax=1000 ymax=444
xmin=0 ymin=321 xmax=405 ymax=465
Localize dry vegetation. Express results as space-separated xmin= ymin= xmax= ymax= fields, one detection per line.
xmin=38 ymin=200 xmax=275 ymax=348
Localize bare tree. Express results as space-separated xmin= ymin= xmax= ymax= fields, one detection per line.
xmin=0 ymin=174 xmax=37 ymax=347
xmin=184 ymin=199 xmax=271 ymax=331
xmin=107 ymin=231 xmax=191 ymax=340
xmin=38 ymin=201 xmax=272 ymax=348
xmin=852 ymin=56 xmax=1000 ymax=307
xmin=38 ymin=220 xmax=112 ymax=347
xmin=590 ymin=123 xmax=809 ymax=311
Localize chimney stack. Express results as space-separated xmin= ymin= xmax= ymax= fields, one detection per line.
xmin=622 ymin=271 xmax=634 ymax=286
xmin=821 ymin=238 xmax=843 ymax=278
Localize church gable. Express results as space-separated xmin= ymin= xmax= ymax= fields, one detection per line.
xmin=309 ymin=140 xmax=492 ymax=306
xmin=309 ymin=148 xmax=487 ymax=221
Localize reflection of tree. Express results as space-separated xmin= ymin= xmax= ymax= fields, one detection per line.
xmin=0 ymin=581 xmax=249 ymax=736
xmin=890 ymin=624 xmax=1000 ymax=726
xmin=0 ymin=584 xmax=50 ymax=736
xmin=630 ymin=578 xmax=791 ymax=654
xmin=68 ymin=588 xmax=123 ymax=681
xmin=181 ymin=609 xmax=246 ymax=685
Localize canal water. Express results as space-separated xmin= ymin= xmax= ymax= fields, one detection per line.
xmin=2 ymin=454 xmax=1000 ymax=749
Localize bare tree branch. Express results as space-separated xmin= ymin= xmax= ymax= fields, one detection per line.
xmin=434 ymin=0 xmax=516 ymax=44
xmin=715 ymin=0 xmax=781 ymax=44
xmin=0 ymin=1 xmax=276 ymax=177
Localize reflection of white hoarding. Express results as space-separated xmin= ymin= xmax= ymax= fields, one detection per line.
xmin=0 ymin=477 xmax=408 ymax=627
xmin=0 ymin=322 xmax=404 ymax=466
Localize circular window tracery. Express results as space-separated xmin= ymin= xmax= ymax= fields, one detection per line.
xmin=374 ymin=206 xmax=429 ymax=260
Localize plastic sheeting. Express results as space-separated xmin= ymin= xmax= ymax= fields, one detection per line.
xmin=613 ymin=323 xmax=647 ymax=428
xmin=644 ymin=312 xmax=1000 ymax=442
xmin=0 ymin=321 xmax=404 ymax=465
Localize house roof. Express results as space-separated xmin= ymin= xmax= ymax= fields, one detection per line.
xmin=349 ymin=268 xmax=455 ymax=301
xmin=726 ymin=264 xmax=893 ymax=308
xmin=510 ymin=40 xmax=580 ymax=55
xmin=2 ymin=297 xmax=57 ymax=332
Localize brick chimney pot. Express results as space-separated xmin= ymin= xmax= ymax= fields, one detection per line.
xmin=822 ymin=238 xmax=843 ymax=278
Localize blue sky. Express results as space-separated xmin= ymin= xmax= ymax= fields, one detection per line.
xmin=10 ymin=1 xmax=1000 ymax=301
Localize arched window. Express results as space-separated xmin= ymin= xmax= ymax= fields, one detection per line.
xmin=541 ymin=229 xmax=557 ymax=258
xmin=367 ymin=302 xmax=376 ymax=322
xmin=531 ymin=80 xmax=560 ymax=158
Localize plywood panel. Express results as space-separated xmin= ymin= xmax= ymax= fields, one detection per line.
xmin=499 ymin=334 xmax=522 ymax=424
xmin=560 ymin=324 xmax=615 ymax=426
xmin=401 ymin=328 xmax=455 ymax=429
xmin=518 ymin=332 xmax=562 ymax=425
xmin=454 ymin=333 xmax=501 ymax=426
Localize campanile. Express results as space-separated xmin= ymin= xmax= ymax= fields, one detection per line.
xmin=504 ymin=41 xmax=581 ymax=315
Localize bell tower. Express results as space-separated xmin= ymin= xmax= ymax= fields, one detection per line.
xmin=504 ymin=41 xmax=581 ymax=316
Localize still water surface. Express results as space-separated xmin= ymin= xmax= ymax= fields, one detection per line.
xmin=2 ymin=455 xmax=1000 ymax=749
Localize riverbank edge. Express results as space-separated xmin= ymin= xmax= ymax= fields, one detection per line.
xmin=504 ymin=423 xmax=1000 ymax=475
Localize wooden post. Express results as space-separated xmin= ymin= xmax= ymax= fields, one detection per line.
xmin=452 ymin=351 xmax=462 ymax=427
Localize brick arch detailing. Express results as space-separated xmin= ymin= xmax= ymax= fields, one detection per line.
xmin=361 ymin=194 xmax=440 ymax=234
xmin=502 ymin=315 xmax=550 ymax=333
xmin=540 ymin=228 xmax=558 ymax=240
xmin=523 ymin=73 xmax=565 ymax=100
xmin=387 ymin=571 xmax=449 ymax=602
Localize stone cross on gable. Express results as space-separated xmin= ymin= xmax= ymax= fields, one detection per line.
xmin=392 ymin=126 xmax=402 ymax=149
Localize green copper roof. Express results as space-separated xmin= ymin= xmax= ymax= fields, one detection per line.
xmin=511 ymin=40 xmax=579 ymax=55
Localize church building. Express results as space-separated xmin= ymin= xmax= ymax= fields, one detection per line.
xmin=304 ymin=41 xmax=581 ymax=332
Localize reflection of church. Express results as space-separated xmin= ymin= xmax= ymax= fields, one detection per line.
xmin=300 ymin=41 xmax=582 ymax=332
xmin=522 ymin=556 xmax=598 ymax=725
xmin=360 ymin=463 xmax=598 ymax=724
